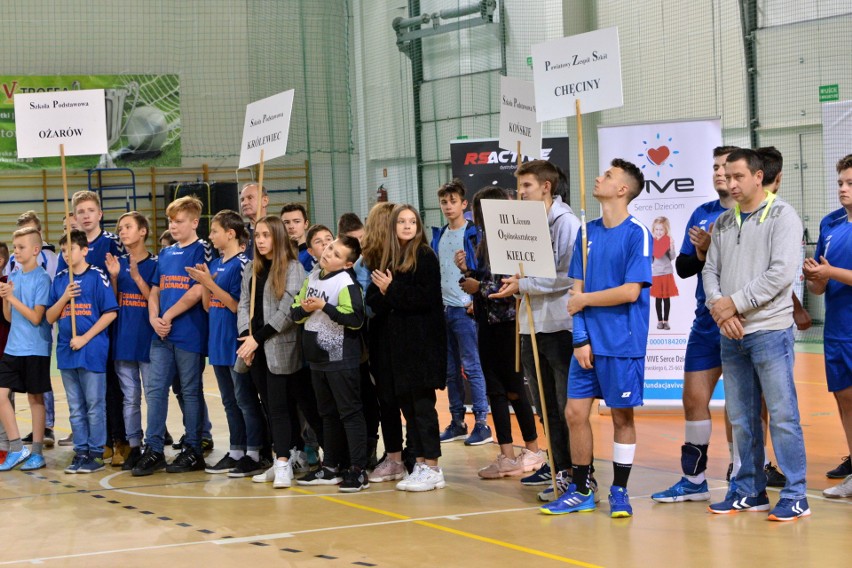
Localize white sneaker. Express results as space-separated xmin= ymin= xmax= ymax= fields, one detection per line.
xmin=273 ymin=459 xmax=293 ymax=488
xmin=520 ymin=449 xmax=547 ymax=473
xmin=252 ymin=465 xmax=274 ymax=483
xmin=405 ymin=464 xmax=446 ymax=492
xmin=368 ymin=458 xmax=406 ymax=483
xmin=823 ymin=474 xmax=852 ymax=498
xmin=395 ymin=463 xmax=423 ymax=491
xmin=289 ymin=447 xmax=310 ymax=474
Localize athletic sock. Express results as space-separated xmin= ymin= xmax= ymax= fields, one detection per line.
xmin=9 ymin=438 xmax=23 ymax=452
xmin=32 ymin=442 xmax=44 ymax=456
xmin=231 ymin=449 xmax=245 ymax=460
xmin=763 ymin=452 xmax=770 ymax=467
xmin=573 ymin=464 xmax=592 ymax=494
xmin=246 ymin=450 xmax=258 ymax=461
xmin=613 ymin=442 xmax=636 ymax=488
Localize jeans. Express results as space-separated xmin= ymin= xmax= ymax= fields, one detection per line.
xmin=721 ymin=327 xmax=807 ymax=499
xmin=213 ymin=365 xmax=265 ymax=452
xmin=60 ymin=368 xmax=106 ymax=456
xmin=173 ymin=374 xmax=212 ymax=439
xmin=114 ymin=360 xmax=150 ymax=446
xmin=522 ymin=330 xmax=572 ymax=472
xmin=144 ymin=338 xmax=204 ymax=453
xmin=445 ymin=306 xmax=489 ymax=421
xmin=44 ymin=390 xmax=55 ymax=428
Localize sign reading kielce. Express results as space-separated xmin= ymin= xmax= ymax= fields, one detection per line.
xmin=239 ymin=89 xmax=295 ymax=169
xmin=498 ymin=76 xmax=541 ymax=158
xmin=481 ymin=199 xmax=556 ymax=279
xmin=14 ymin=89 xmax=108 ymax=158
xmin=531 ymin=26 xmax=623 ymax=122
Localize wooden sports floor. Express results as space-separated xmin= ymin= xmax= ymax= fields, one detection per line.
xmin=1 ymin=350 xmax=849 ymax=567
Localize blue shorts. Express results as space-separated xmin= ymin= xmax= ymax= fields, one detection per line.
xmin=684 ymin=325 xmax=721 ymax=373
xmin=568 ymin=355 xmax=644 ymax=408
xmin=825 ymin=341 xmax=852 ymax=393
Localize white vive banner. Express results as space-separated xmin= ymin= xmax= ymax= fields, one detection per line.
xmin=598 ymin=118 xmax=722 ymax=408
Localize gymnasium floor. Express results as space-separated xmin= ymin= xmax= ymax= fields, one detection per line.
xmin=1 ymin=350 xmax=849 ymax=567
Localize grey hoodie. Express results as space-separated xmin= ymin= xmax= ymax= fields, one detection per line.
xmin=518 ymin=195 xmax=581 ymax=334
xmin=702 ymin=195 xmax=802 ymax=335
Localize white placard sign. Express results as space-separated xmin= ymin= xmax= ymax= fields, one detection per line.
xmin=532 ymin=26 xmax=623 ymax=122
xmin=238 ymin=89 xmax=295 ymax=169
xmin=498 ymin=76 xmax=542 ymax=158
xmin=14 ymin=89 xmax=108 ymax=158
xmin=481 ymin=199 xmax=556 ymax=279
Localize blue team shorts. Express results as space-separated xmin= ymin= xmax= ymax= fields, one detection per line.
xmin=568 ymin=355 xmax=644 ymax=408
xmin=684 ymin=325 xmax=722 ymax=373
xmin=824 ymin=340 xmax=852 ymax=393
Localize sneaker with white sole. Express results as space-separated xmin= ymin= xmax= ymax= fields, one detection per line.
xmin=651 ymin=477 xmax=711 ymax=503
xmin=297 ymin=466 xmax=342 ymax=486
xmin=368 ymin=457 xmax=406 ymax=483
xmin=823 ymin=474 xmax=852 ymax=499
xmin=520 ymin=449 xmax=546 ymax=473
xmin=768 ymin=497 xmax=811 ymax=522
xmin=289 ymin=447 xmax=310 ymax=474
xmin=439 ymin=421 xmax=468 ymax=443
xmin=463 ymin=422 xmax=493 ymax=446
xmin=0 ymin=446 xmax=31 ymax=471
xmin=521 ymin=462 xmax=552 ymax=486
xmin=826 ymin=455 xmax=851 ymax=479
xmin=273 ymin=459 xmax=293 ymax=488
xmin=478 ymin=454 xmax=524 ymax=479
xmin=205 ymin=454 xmax=239 ymax=474
xmin=227 ymin=456 xmax=265 ymax=478
xmin=405 ymin=464 xmax=446 ymax=492
xmin=708 ymin=491 xmax=770 ymax=514
xmin=538 ymin=471 xmax=601 ymax=503
xmin=64 ymin=453 xmax=87 ymax=474
xmin=339 ymin=467 xmax=369 ymax=493
xmin=395 ymin=464 xmax=423 ymax=491
xmin=252 ymin=465 xmax=275 ymax=483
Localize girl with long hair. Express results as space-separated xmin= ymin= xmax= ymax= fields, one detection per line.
xmin=366 ymin=205 xmax=447 ymax=491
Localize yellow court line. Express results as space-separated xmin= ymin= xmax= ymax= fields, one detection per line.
xmin=291 ymin=488 xmax=603 ymax=567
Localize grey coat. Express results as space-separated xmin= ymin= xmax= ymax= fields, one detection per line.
xmin=236 ymin=259 xmax=305 ymax=375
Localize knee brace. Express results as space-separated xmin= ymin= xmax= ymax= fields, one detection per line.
xmin=681 ymin=442 xmax=709 ymax=476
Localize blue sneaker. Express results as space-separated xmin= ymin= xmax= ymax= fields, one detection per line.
xmin=64 ymin=453 xmax=87 ymax=474
xmin=521 ymin=462 xmax=551 ymax=486
xmin=708 ymin=490 xmax=770 ymax=514
xmin=0 ymin=446 xmax=31 ymax=471
xmin=539 ymin=483 xmax=596 ymax=515
xmin=20 ymin=453 xmax=46 ymax=471
xmin=78 ymin=456 xmax=106 ymax=473
xmin=439 ymin=421 xmax=468 ymax=443
xmin=651 ymin=477 xmax=710 ymax=503
xmin=609 ymin=486 xmax=633 ymax=518
xmin=464 ymin=422 xmax=493 ymax=446
xmin=768 ymin=498 xmax=811 ymax=522
xmin=538 ymin=471 xmax=601 ymax=503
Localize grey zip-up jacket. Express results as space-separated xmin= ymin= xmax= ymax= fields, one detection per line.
xmin=702 ymin=195 xmax=802 ymax=335
xmin=517 ymin=195 xmax=581 ymax=334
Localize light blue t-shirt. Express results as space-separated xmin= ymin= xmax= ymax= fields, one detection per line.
xmin=5 ymin=267 xmax=53 ymax=357
xmin=438 ymin=226 xmax=470 ymax=308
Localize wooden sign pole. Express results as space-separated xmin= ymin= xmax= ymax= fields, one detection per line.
xmin=515 ymin=140 xmax=522 ymax=372
xmin=248 ymin=149 xmax=265 ymax=335
xmin=576 ymin=99 xmax=588 ymax=276
xmin=60 ymin=144 xmax=77 ymax=337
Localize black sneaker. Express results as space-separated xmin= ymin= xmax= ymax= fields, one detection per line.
xmin=205 ymin=454 xmax=239 ymax=474
xmin=765 ymin=462 xmax=787 ymax=488
xmin=22 ymin=432 xmax=34 ymax=444
xmin=172 ymin=434 xmax=185 ymax=450
xmin=131 ymin=447 xmax=167 ymax=477
xmin=44 ymin=428 xmax=55 ymax=448
xmin=339 ymin=467 xmax=369 ymax=493
xmin=164 ymin=429 xmax=174 ymax=446
xmin=827 ymin=455 xmax=852 ymax=479
xmin=227 ymin=455 xmax=265 ymax=478
xmin=166 ymin=448 xmax=206 ymax=473
xmin=201 ymin=438 xmax=215 ymax=454
xmin=297 ymin=466 xmax=343 ymax=485
xmin=122 ymin=447 xmax=143 ymax=471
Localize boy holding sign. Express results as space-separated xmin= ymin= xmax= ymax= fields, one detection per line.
xmin=541 ymin=159 xmax=651 ymax=518
xmin=490 ymin=159 xmax=581 ymax=499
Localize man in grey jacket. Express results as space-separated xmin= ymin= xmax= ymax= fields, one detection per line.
xmin=491 ymin=159 xmax=582 ymax=501
xmin=702 ymin=148 xmax=809 ymax=521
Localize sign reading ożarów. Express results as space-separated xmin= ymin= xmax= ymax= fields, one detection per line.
xmin=14 ymin=89 xmax=108 ymax=158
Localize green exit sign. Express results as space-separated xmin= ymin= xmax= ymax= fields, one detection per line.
xmin=820 ymin=84 xmax=839 ymax=102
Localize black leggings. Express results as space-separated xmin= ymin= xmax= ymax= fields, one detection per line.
xmin=479 ymin=321 xmax=538 ymax=446
xmin=249 ymin=348 xmax=294 ymax=459
xmin=655 ymin=297 xmax=671 ymax=321
xmin=397 ymin=386 xmax=440 ymax=460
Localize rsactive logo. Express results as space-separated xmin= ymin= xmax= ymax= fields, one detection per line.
xmin=637 ymin=132 xmax=694 ymax=194
xmin=464 ymin=147 xmax=553 ymax=166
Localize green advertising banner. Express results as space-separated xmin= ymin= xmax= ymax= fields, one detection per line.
xmin=0 ymin=74 xmax=180 ymax=170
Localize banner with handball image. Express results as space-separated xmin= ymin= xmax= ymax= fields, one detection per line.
xmin=0 ymin=74 xmax=181 ymax=169
xmin=598 ymin=118 xmax=723 ymax=408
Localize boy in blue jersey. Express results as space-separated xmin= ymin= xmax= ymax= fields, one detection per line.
xmin=804 ymin=154 xmax=852 ymax=499
xmin=281 ymin=203 xmax=314 ymax=271
xmin=541 ymin=158 xmax=651 ymax=518
xmin=132 ymin=196 xmax=213 ymax=476
xmin=105 ymin=212 xmax=157 ymax=471
xmin=47 ymin=230 xmax=119 ymax=473
xmin=187 ymin=210 xmax=265 ymax=479
xmin=651 ymin=146 xmax=739 ymax=503
xmin=0 ymin=228 xmax=54 ymax=471
xmin=292 ymin=236 xmax=368 ymax=492
xmin=431 ymin=179 xmax=492 ymax=447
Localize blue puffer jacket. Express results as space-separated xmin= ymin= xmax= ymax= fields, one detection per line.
xmin=430 ymin=220 xmax=479 ymax=273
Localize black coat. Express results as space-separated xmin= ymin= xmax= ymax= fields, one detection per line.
xmin=365 ymin=246 xmax=447 ymax=393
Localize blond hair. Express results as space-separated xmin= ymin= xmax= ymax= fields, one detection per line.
xmin=72 ymin=190 xmax=101 ymax=210
xmin=16 ymin=210 xmax=42 ymax=232
xmin=12 ymin=226 xmax=42 ymax=247
xmin=361 ymin=202 xmax=395 ymax=270
xmin=166 ymin=195 xmax=203 ymax=220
